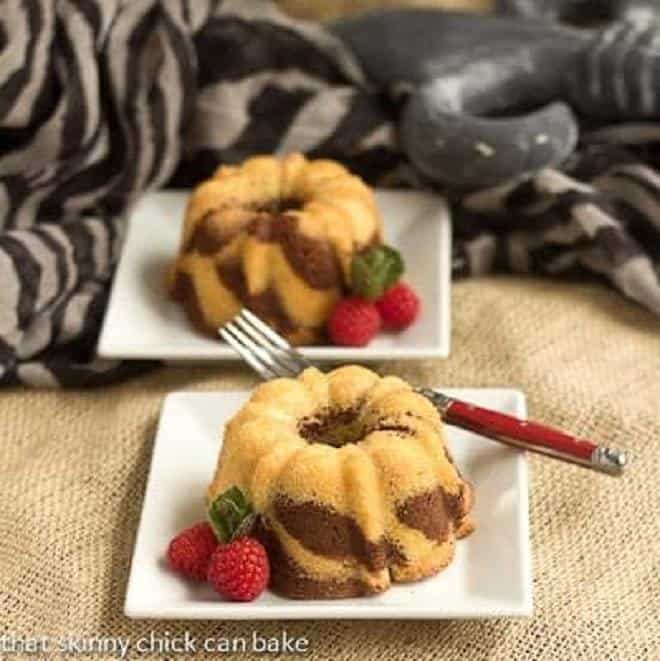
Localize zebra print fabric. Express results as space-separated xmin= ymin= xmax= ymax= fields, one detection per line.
xmin=1 ymin=0 xmax=658 ymax=386
xmin=453 ymin=140 xmax=660 ymax=318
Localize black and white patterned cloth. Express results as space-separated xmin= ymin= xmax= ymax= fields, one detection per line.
xmin=1 ymin=0 xmax=659 ymax=387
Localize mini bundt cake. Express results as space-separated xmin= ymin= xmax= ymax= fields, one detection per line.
xmin=169 ymin=154 xmax=382 ymax=344
xmin=207 ymin=366 xmax=475 ymax=599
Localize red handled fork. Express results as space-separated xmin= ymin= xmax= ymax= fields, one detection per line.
xmin=220 ymin=309 xmax=628 ymax=476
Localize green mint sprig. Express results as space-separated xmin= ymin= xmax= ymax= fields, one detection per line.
xmin=351 ymin=245 xmax=404 ymax=300
xmin=208 ymin=486 xmax=254 ymax=543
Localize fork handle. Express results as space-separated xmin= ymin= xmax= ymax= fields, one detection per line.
xmin=418 ymin=389 xmax=628 ymax=476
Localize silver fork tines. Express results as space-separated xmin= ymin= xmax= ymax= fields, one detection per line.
xmin=219 ymin=309 xmax=312 ymax=380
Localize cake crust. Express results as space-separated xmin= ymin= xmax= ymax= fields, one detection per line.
xmin=208 ymin=366 xmax=475 ymax=599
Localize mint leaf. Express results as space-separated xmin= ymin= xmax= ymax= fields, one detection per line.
xmin=233 ymin=512 xmax=258 ymax=540
xmin=208 ymin=486 xmax=253 ymax=543
xmin=351 ymin=245 xmax=404 ymax=300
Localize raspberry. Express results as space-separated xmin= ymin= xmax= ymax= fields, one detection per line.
xmin=166 ymin=522 xmax=218 ymax=581
xmin=328 ymin=297 xmax=381 ymax=347
xmin=207 ymin=537 xmax=270 ymax=602
xmin=376 ymin=282 xmax=420 ymax=330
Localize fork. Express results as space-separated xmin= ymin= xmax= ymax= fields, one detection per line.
xmin=220 ymin=309 xmax=628 ymax=476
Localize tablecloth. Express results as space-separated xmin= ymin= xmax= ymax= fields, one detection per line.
xmin=1 ymin=277 xmax=658 ymax=660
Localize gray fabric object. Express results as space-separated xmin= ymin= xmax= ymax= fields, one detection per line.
xmin=497 ymin=0 xmax=658 ymax=25
xmin=0 ymin=0 xmax=659 ymax=387
xmin=332 ymin=10 xmax=660 ymax=188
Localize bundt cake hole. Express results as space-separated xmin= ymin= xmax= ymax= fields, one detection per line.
xmin=255 ymin=197 xmax=303 ymax=214
xmin=298 ymin=407 xmax=365 ymax=447
xmin=298 ymin=408 xmax=416 ymax=447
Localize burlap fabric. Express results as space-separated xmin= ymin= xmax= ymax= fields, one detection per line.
xmin=1 ymin=278 xmax=658 ymax=660
xmin=276 ymin=0 xmax=493 ymax=21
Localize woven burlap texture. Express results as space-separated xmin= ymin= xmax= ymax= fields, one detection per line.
xmin=1 ymin=277 xmax=658 ymax=660
xmin=276 ymin=0 xmax=493 ymax=21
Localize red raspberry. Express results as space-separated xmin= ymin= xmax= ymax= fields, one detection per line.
xmin=207 ymin=537 xmax=270 ymax=602
xmin=376 ymin=282 xmax=420 ymax=330
xmin=166 ymin=522 xmax=218 ymax=581
xmin=328 ymin=297 xmax=381 ymax=347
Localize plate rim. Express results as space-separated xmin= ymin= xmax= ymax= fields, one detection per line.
xmin=97 ymin=189 xmax=452 ymax=361
xmin=124 ymin=387 xmax=533 ymax=620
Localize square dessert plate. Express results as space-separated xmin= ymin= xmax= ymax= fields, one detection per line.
xmin=97 ymin=189 xmax=451 ymax=361
xmin=125 ymin=388 xmax=532 ymax=619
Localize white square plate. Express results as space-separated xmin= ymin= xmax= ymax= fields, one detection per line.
xmin=125 ymin=388 xmax=532 ymax=619
xmin=98 ymin=190 xmax=451 ymax=361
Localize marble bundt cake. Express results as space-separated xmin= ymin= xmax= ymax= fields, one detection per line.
xmin=169 ymin=154 xmax=382 ymax=344
xmin=207 ymin=366 xmax=475 ymax=599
